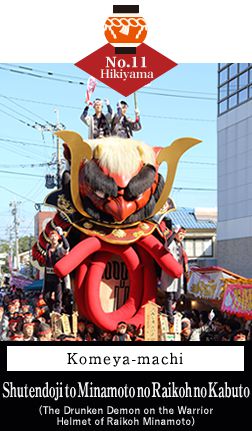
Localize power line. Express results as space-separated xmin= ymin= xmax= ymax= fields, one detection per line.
xmin=0 ymin=135 xmax=216 ymax=167
xmin=0 ymin=161 xmax=57 ymax=168
xmin=142 ymin=114 xmax=215 ymax=123
xmin=0 ymin=107 xmax=36 ymax=128
xmin=180 ymin=160 xmax=216 ymax=166
xmin=0 ymin=137 xmax=53 ymax=149
xmin=0 ymin=94 xmax=53 ymax=125
xmin=0 ymin=101 xmax=41 ymax=124
xmin=0 ymin=142 xmax=43 ymax=161
xmin=0 ymin=95 xmax=216 ymax=123
xmin=3 ymin=95 xmax=80 ymax=110
xmin=0 ymin=64 xmax=217 ymax=101
xmin=173 ymin=187 xmax=216 ymax=192
xmin=0 ymin=169 xmax=44 ymax=178
xmin=0 ymin=135 xmax=217 ymax=167
xmin=0 ymin=139 xmax=53 ymax=160
xmin=2 ymin=63 xmax=217 ymax=96
xmin=0 ymin=185 xmax=36 ymax=203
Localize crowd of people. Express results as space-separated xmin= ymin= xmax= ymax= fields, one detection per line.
xmin=0 ymin=280 xmax=250 ymax=342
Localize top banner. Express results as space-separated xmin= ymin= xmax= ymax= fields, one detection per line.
xmin=0 ymin=0 xmax=251 ymax=62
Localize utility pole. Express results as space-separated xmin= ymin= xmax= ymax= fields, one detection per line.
xmin=9 ymin=201 xmax=21 ymax=271
xmin=36 ymin=109 xmax=65 ymax=191
xmin=54 ymin=108 xmax=61 ymax=189
xmin=8 ymin=227 xmax=13 ymax=272
xmin=29 ymin=234 xmax=33 ymax=278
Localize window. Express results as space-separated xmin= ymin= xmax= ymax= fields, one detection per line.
xmin=219 ymin=68 xmax=228 ymax=85
xmin=219 ymin=84 xmax=228 ymax=100
xmin=229 ymin=94 xmax=238 ymax=109
xmin=249 ymin=69 xmax=252 ymax=84
xmin=184 ymin=238 xmax=213 ymax=258
xmin=218 ymin=63 xmax=252 ymax=115
xmin=219 ymin=100 xmax=228 ymax=114
xmin=238 ymin=88 xmax=248 ymax=104
xmin=184 ymin=240 xmax=194 ymax=258
xmin=239 ymin=63 xmax=249 ymax=72
xmin=239 ymin=72 xmax=248 ymax=88
xmin=219 ymin=63 xmax=229 ymax=70
xmin=229 ymin=63 xmax=238 ymax=79
xmin=229 ymin=78 xmax=237 ymax=95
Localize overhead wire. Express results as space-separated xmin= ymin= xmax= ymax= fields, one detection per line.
xmin=0 ymin=64 xmax=217 ymax=101
xmin=0 ymin=169 xmax=44 ymax=178
xmin=0 ymin=107 xmax=36 ymax=128
xmin=1 ymin=63 xmax=217 ymax=96
xmin=0 ymin=137 xmax=53 ymax=149
xmin=0 ymin=101 xmax=41 ymax=125
xmin=0 ymin=95 xmax=216 ymax=123
xmin=0 ymin=93 xmax=54 ymax=125
xmin=0 ymin=184 xmax=37 ymax=203
xmin=0 ymin=142 xmax=43 ymax=161
xmin=0 ymin=140 xmax=52 ymax=161
xmin=0 ymin=161 xmax=56 ymax=168
xmin=173 ymin=187 xmax=216 ymax=192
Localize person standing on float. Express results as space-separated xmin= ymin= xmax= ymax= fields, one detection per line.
xmin=111 ymin=100 xmax=141 ymax=138
xmin=43 ymin=227 xmax=70 ymax=314
xmin=80 ymin=98 xmax=112 ymax=139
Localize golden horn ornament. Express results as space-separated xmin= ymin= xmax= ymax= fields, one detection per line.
xmin=151 ymin=137 xmax=201 ymax=216
xmin=55 ymin=130 xmax=93 ymax=218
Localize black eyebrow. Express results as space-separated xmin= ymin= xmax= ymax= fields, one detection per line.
xmin=80 ymin=160 xmax=118 ymax=197
xmin=124 ymin=164 xmax=156 ymax=200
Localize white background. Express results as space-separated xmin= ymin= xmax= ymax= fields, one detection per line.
xmin=7 ymin=345 xmax=244 ymax=371
xmin=0 ymin=0 xmax=251 ymax=62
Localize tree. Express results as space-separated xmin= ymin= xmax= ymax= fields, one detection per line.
xmin=0 ymin=240 xmax=10 ymax=274
xmin=18 ymin=236 xmax=36 ymax=253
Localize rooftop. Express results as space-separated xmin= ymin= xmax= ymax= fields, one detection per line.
xmin=167 ymin=207 xmax=217 ymax=230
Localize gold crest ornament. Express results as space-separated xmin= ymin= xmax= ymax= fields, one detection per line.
xmin=151 ymin=137 xmax=201 ymax=216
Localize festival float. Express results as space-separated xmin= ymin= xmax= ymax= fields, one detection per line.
xmin=32 ymin=131 xmax=201 ymax=331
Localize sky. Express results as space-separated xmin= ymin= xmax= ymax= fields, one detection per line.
xmin=0 ymin=63 xmax=217 ymax=240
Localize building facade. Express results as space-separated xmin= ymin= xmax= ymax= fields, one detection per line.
xmin=167 ymin=207 xmax=217 ymax=267
xmin=217 ymin=63 xmax=252 ymax=277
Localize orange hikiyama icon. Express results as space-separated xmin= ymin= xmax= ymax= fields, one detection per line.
xmin=104 ymin=5 xmax=147 ymax=52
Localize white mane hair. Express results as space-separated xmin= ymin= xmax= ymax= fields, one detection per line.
xmin=87 ymin=137 xmax=155 ymax=176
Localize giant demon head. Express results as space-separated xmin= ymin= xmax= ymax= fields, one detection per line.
xmin=79 ymin=137 xmax=164 ymax=224
xmin=57 ymin=131 xmax=201 ymax=231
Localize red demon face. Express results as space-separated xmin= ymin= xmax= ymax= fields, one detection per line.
xmin=79 ymin=160 xmax=164 ymax=224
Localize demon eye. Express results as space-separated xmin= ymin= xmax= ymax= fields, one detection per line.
xmin=94 ymin=190 xmax=105 ymax=199
xmin=80 ymin=160 xmax=118 ymax=198
xmin=124 ymin=164 xmax=156 ymax=200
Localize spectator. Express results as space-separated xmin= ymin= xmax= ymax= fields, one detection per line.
xmin=84 ymin=323 xmax=97 ymax=341
xmin=231 ymin=329 xmax=248 ymax=341
xmin=160 ymin=226 xmax=188 ymax=324
xmin=23 ymin=323 xmax=38 ymax=341
xmin=0 ymin=305 xmax=8 ymax=341
xmin=37 ymin=323 xmax=52 ymax=341
xmin=112 ymin=322 xmax=131 ymax=341
xmin=9 ymin=331 xmax=24 ymax=341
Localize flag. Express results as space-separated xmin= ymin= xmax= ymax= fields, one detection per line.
xmin=85 ymin=76 xmax=97 ymax=103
